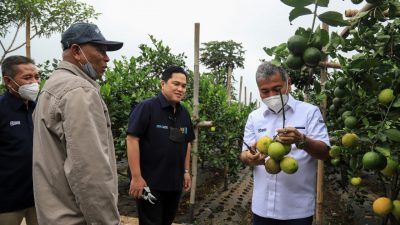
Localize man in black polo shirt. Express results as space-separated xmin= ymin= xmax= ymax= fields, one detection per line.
xmin=127 ymin=65 xmax=195 ymax=225
xmin=0 ymin=55 xmax=39 ymax=225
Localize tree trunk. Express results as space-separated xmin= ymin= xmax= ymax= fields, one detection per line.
xmin=226 ymin=66 xmax=232 ymax=102
xmin=25 ymin=15 xmax=31 ymax=58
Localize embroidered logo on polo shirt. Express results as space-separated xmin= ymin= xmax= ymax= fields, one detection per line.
xmin=258 ymin=128 xmax=267 ymax=133
xmin=156 ymin=124 xmax=168 ymax=129
xmin=10 ymin=121 xmax=21 ymax=126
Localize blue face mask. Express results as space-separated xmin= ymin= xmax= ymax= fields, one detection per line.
xmin=77 ymin=46 xmax=98 ymax=80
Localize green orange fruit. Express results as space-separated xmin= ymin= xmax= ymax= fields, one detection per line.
xmin=280 ymin=156 xmax=299 ymax=174
xmin=285 ymin=54 xmax=303 ymax=70
xmin=344 ymin=116 xmax=357 ymax=129
xmin=268 ymin=142 xmax=286 ymax=161
xmin=303 ymin=47 xmax=322 ymax=67
xmin=287 ymin=35 xmax=308 ymax=55
xmin=265 ymin=158 xmax=281 ymax=174
xmin=362 ymin=151 xmax=387 ymax=170
xmin=378 ymin=88 xmax=395 ymax=105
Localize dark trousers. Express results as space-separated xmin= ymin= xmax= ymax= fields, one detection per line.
xmin=137 ymin=190 xmax=182 ymax=225
xmin=253 ymin=213 xmax=313 ymax=225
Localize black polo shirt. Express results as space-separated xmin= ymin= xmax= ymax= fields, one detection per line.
xmin=0 ymin=91 xmax=35 ymax=213
xmin=127 ymin=93 xmax=195 ymax=191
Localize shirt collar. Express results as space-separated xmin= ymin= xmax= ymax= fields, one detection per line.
xmin=262 ymin=94 xmax=295 ymax=115
xmin=5 ymin=91 xmax=35 ymax=111
xmin=56 ymin=60 xmax=100 ymax=89
xmin=157 ymin=93 xmax=181 ymax=112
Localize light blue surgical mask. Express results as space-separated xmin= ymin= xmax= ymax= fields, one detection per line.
xmin=77 ymin=45 xmax=98 ymax=80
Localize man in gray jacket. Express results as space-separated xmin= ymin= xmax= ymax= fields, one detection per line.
xmin=32 ymin=22 xmax=123 ymax=225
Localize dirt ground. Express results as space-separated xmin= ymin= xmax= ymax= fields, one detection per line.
xmin=118 ymin=166 xmax=384 ymax=225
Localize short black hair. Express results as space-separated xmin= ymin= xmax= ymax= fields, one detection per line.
xmin=161 ymin=66 xmax=188 ymax=81
xmin=2 ymin=55 xmax=35 ymax=78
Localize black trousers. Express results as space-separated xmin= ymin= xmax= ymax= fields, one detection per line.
xmin=253 ymin=213 xmax=313 ymax=225
xmin=137 ymin=190 xmax=182 ymax=225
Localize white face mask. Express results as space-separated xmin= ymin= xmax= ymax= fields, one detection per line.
xmin=262 ymin=79 xmax=289 ymax=113
xmin=8 ymin=77 xmax=40 ymax=102
xmin=262 ymin=94 xmax=288 ymax=113
xmin=19 ymin=83 xmax=40 ymax=102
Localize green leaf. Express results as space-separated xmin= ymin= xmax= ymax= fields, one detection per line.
xmin=313 ymin=80 xmax=321 ymax=94
xmin=375 ymin=147 xmax=391 ymax=157
xmin=280 ymin=0 xmax=314 ymax=7
xmin=318 ymin=11 xmax=350 ymax=27
xmin=384 ymin=129 xmax=400 ymax=142
xmin=393 ymin=98 xmax=400 ymax=107
xmin=289 ymin=7 xmax=313 ymax=22
xmin=316 ymin=0 xmax=329 ymax=7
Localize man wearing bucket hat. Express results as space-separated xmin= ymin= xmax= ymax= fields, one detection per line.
xmin=32 ymin=22 xmax=123 ymax=225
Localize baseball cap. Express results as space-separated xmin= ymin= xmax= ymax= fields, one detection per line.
xmin=61 ymin=22 xmax=123 ymax=51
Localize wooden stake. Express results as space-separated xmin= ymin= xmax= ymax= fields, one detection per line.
xmin=189 ymin=22 xmax=200 ymax=223
xmin=238 ymin=76 xmax=243 ymax=111
xmin=315 ymin=23 xmax=329 ymax=225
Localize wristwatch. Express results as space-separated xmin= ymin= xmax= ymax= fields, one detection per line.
xmin=296 ymin=134 xmax=307 ymax=149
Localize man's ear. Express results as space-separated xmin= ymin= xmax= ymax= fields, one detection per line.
xmin=2 ymin=76 xmax=11 ymax=87
xmin=160 ymin=80 xmax=166 ymax=90
xmin=70 ymin=45 xmax=82 ymax=61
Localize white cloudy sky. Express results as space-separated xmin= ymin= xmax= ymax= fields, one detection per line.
xmin=2 ymin=0 xmax=357 ymax=103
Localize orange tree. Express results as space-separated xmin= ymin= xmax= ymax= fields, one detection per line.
xmin=100 ymin=36 xmax=255 ymax=182
xmin=264 ymin=0 xmax=400 ymax=224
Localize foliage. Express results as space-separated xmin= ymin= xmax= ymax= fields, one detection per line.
xmin=100 ymin=57 xmax=162 ymax=160
xmin=196 ymin=73 xmax=255 ymax=181
xmin=136 ymin=35 xmax=188 ymax=78
xmin=266 ymin=0 xmax=400 ymax=223
xmin=0 ymin=0 xmax=99 ymax=63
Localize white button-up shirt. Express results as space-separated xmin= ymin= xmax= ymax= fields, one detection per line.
xmin=243 ymin=94 xmax=330 ymax=220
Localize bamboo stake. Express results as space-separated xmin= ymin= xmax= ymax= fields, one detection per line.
xmin=238 ymin=76 xmax=243 ymax=111
xmin=315 ymin=23 xmax=329 ymax=225
xmin=189 ymin=22 xmax=200 ymax=223
xmin=340 ymin=3 xmax=376 ymax=38
xmin=244 ymin=86 xmax=247 ymax=106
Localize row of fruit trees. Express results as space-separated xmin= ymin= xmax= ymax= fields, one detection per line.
xmin=1 ymin=0 xmax=399 ymax=223
xmin=262 ymin=0 xmax=400 ymax=224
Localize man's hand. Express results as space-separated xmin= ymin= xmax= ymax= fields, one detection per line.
xmin=183 ymin=172 xmax=191 ymax=192
xmin=129 ymin=175 xmax=147 ymax=199
xmin=276 ymin=127 xmax=304 ymax=145
xmin=241 ymin=150 xmax=266 ymax=166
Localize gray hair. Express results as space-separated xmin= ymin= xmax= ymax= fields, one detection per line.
xmin=255 ymin=61 xmax=288 ymax=81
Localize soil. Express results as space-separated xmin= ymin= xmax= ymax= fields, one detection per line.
xmin=118 ymin=166 xmax=384 ymax=225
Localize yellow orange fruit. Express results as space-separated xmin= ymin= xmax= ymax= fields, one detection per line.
xmin=342 ymin=133 xmax=358 ymax=148
xmin=372 ymin=197 xmax=393 ymax=216
xmin=256 ymin=136 xmax=273 ymax=155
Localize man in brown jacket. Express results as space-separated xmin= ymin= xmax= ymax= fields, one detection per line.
xmin=32 ymin=22 xmax=123 ymax=225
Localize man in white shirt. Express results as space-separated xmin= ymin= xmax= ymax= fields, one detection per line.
xmin=239 ymin=62 xmax=330 ymax=225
